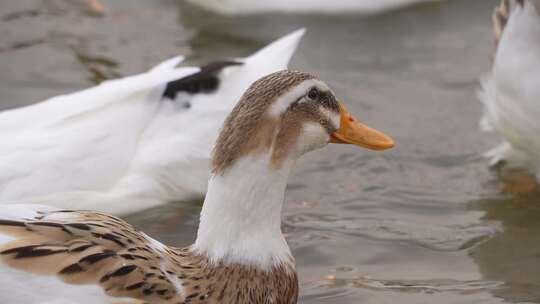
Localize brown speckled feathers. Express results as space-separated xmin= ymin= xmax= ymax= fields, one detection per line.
xmin=0 ymin=209 xmax=298 ymax=303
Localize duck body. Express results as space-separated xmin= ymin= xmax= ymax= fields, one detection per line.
xmin=0 ymin=71 xmax=394 ymax=303
xmin=0 ymin=29 xmax=305 ymax=215
xmin=0 ymin=205 xmax=297 ymax=304
xmin=186 ymin=0 xmax=442 ymax=15
xmin=479 ymin=0 xmax=540 ymax=177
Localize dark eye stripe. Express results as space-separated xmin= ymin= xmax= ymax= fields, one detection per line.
xmin=285 ymin=90 xmax=339 ymax=128
xmin=319 ymin=92 xmax=340 ymax=114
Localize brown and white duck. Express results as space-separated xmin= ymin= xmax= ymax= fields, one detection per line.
xmin=0 ymin=70 xmax=394 ymax=304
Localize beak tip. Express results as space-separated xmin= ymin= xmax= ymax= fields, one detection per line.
xmin=366 ymin=136 xmax=394 ymax=151
xmin=386 ymin=139 xmax=395 ymax=149
xmin=379 ymin=137 xmax=395 ymax=150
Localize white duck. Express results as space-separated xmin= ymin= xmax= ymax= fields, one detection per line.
xmin=479 ymin=0 xmax=540 ymax=178
xmin=0 ymin=70 xmax=394 ymax=304
xmin=185 ymin=0 xmax=444 ymax=15
xmin=0 ymin=29 xmax=305 ymax=215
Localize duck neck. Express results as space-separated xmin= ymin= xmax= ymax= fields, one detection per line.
xmin=193 ymin=153 xmax=294 ymax=270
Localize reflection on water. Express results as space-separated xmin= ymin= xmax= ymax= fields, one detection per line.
xmin=471 ymin=188 xmax=540 ymax=303
xmin=2 ymin=0 xmax=540 ymax=303
xmin=74 ymin=51 xmax=120 ymax=84
xmin=124 ymin=200 xmax=201 ymax=247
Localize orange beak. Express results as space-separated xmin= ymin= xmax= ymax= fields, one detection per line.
xmin=330 ymin=102 xmax=394 ymax=150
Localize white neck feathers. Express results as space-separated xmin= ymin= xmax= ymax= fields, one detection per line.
xmin=193 ymin=154 xmax=294 ymax=270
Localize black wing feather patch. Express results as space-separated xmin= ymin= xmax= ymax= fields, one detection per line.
xmin=0 ymin=219 xmax=26 ymax=227
xmin=163 ymin=60 xmax=243 ymax=100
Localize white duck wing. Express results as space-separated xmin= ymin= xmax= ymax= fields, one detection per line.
xmin=479 ymin=0 xmax=540 ymax=170
xmin=0 ymin=60 xmax=199 ymax=201
xmin=0 ymin=205 xmax=182 ymax=304
xmin=0 ymin=56 xmax=188 ymax=132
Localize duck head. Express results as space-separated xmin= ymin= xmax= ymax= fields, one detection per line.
xmin=212 ymin=70 xmax=394 ymax=174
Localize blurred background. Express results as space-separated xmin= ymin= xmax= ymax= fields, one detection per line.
xmin=2 ymin=0 xmax=540 ymax=303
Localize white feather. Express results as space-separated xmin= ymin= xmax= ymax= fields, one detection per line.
xmin=479 ymin=1 xmax=540 ymax=175
xmin=0 ymin=268 xmax=127 ymax=304
xmin=193 ymin=154 xmax=294 ymax=270
xmin=186 ymin=0 xmax=445 ymax=15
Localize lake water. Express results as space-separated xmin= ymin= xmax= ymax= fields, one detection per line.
xmin=1 ymin=0 xmax=540 ymax=303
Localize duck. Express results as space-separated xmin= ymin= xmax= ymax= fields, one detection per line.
xmin=0 ymin=70 xmax=394 ymax=304
xmin=479 ymin=0 xmax=540 ymax=178
xmin=0 ymin=29 xmax=305 ymax=215
xmin=185 ymin=0 xmax=444 ymax=15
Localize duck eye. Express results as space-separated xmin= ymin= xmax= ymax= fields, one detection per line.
xmin=307 ymin=88 xmax=319 ymax=100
